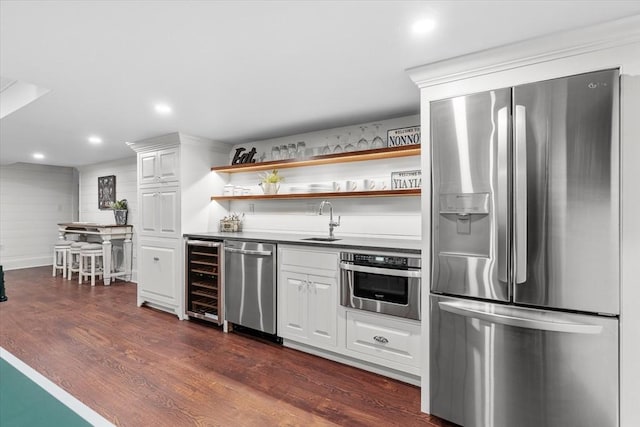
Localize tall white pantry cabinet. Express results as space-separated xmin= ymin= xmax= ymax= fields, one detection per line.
xmin=128 ymin=133 xmax=229 ymax=319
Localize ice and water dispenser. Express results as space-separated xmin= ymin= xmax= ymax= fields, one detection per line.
xmin=437 ymin=193 xmax=490 ymax=256
xmin=432 ymin=191 xmax=505 ymax=300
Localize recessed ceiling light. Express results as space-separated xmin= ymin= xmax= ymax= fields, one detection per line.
xmin=33 ymin=152 xmax=45 ymax=160
xmin=154 ymin=103 xmax=172 ymax=115
xmin=412 ymin=18 xmax=437 ymax=35
xmin=88 ymin=136 xmax=102 ymax=144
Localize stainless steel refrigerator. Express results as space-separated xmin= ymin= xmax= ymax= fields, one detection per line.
xmin=429 ymin=69 xmax=620 ymax=427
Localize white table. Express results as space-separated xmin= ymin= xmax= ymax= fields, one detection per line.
xmin=58 ymin=223 xmax=133 ymax=285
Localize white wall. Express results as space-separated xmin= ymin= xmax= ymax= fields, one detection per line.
xmin=77 ymin=156 xmax=137 ymax=279
xmin=0 ymin=163 xmax=78 ymax=270
xmin=218 ymin=115 xmax=422 ymax=239
xmin=179 ymin=135 xmax=230 ymax=235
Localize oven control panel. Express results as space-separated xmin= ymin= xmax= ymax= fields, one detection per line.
xmin=353 ymin=254 xmax=408 ymax=267
xmin=341 ymin=252 xmax=421 ymax=269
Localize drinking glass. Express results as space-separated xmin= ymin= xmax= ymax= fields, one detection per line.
xmin=333 ymin=135 xmax=343 ymax=154
xmin=287 ymin=143 xmax=297 ymax=159
xmin=271 ymin=146 xmax=280 ymax=161
xmin=296 ymin=141 xmax=306 ymax=158
xmin=356 ymin=126 xmax=369 ymax=150
xmin=343 ymin=132 xmax=354 ymax=152
xmin=280 ymin=144 xmax=289 ymax=159
xmin=321 ymin=136 xmax=332 ymax=155
xmin=371 ymin=124 xmax=385 ymax=149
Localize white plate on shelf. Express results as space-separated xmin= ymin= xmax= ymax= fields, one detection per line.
xmin=288 ymin=186 xmax=309 ymax=193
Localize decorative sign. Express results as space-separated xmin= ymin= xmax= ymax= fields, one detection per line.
xmin=387 ymin=126 xmax=420 ymax=147
xmin=98 ymin=175 xmax=116 ymax=210
xmin=391 ymin=170 xmax=422 ymax=190
xmin=231 ymin=147 xmax=258 ymax=165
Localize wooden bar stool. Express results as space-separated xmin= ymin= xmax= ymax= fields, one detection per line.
xmin=52 ymin=240 xmax=73 ymax=278
xmin=79 ymin=243 xmax=104 ymax=286
xmin=67 ymin=242 xmax=86 ymax=281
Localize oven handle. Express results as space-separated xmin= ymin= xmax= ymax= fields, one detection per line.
xmin=339 ymin=262 xmax=421 ymax=278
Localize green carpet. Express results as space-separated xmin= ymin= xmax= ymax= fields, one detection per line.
xmin=0 ymin=358 xmax=92 ymax=427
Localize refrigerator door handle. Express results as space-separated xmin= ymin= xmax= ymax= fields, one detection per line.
xmin=438 ymin=300 xmax=603 ymax=334
xmin=497 ymin=106 xmax=509 ymax=283
xmin=514 ymin=105 xmax=528 ymax=284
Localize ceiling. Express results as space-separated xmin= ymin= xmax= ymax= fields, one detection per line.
xmin=2 ymin=1 xmax=640 ymax=168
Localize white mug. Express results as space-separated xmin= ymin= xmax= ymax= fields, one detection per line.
xmin=363 ymin=179 xmax=376 ymax=190
xmin=345 ymin=180 xmax=358 ymax=191
xmin=377 ymin=180 xmax=388 ymax=190
xmin=332 ymin=181 xmax=341 ymax=192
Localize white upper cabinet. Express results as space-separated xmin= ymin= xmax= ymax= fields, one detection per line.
xmin=139 ymin=147 xmax=179 ymax=186
xmin=139 ymin=186 xmax=180 ymax=237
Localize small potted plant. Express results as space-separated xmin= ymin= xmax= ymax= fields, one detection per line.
xmin=110 ymin=199 xmax=128 ymax=225
xmin=259 ymin=169 xmax=284 ymax=194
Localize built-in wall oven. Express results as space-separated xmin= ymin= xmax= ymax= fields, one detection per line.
xmin=339 ymin=251 xmax=421 ymax=320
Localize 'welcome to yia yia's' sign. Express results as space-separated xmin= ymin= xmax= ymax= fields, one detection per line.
xmin=391 ymin=170 xmax=422 ymax=190
xmin=387 ymin=126 xmax=420 ymax=147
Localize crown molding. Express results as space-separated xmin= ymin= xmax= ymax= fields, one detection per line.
xmin=126 ymin=132 xmax=180 ymax=153
xmin=126 ymin=132 xmax=229 ymax=154
xmin=407 ymin=15 xmax=640 ymax=89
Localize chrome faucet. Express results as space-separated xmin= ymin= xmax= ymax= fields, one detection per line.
xmin=318 ymin=200 xmax=340 ymax=239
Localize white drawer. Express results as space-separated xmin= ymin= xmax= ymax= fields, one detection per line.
xmin=280 ymin=247 xmax=338 ymax=271
xmin=346 ymin=310 xmax=421 ymax=368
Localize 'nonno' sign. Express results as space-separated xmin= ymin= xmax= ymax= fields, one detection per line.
xmin=387 ymin=126 xmax=420 ymax=147
xmin=391 ymin=170 xmax=422 ymax=190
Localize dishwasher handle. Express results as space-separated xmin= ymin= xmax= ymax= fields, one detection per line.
xmin=224 ymin=247 xmax=273 ymax=256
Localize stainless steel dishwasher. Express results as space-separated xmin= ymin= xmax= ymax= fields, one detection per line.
xmin=224 ymin=240 xmax=277 ymax=335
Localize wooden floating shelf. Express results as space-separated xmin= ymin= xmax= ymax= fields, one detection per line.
xmin=211 ymin=189 xmax=421 ymax=201
xmin=211 ymin=145 xmax=421 ymax=174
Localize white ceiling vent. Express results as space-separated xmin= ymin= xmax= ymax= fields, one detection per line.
xmin=0 ymin=76 xmax=50 ymax=119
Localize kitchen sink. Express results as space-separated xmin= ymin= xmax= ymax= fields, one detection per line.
xmin=302 ymin=237 xmax=342 ymax=242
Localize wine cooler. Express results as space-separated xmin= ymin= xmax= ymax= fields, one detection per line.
xmin=185 ymin=240 xmax=223 ymax=324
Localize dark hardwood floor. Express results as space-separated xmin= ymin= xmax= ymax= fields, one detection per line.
xmin=0 ymin=266 xmax=454 ymax=427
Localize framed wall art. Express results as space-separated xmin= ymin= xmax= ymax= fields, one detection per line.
xmin=98 ymin=175 xmax=116 ymax=210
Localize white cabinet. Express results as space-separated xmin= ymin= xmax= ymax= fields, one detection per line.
xmin=278 ymin=246 xmax=339 ymax=350
xmin=137 ymin=237 xmax=181 ymax=316
xmin=128 ymin=133 xmax=230 ymax=319
xmin=345 ymin=309 xmax=421 ymax=374
xmin=277 ymin=244 xmax=421 ymax=384
xmin=279 ymin=270 xmax=338 ymax=348
xmin=139 ymin=186 xmax=180 ymax=237
xmin=139 ymin=147 xmax=179 ymax=186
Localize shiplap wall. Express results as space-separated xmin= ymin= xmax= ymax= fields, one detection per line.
xmin=77 ymin=156 xmax=137 ymax=280
xmin=221 ymin=115 xmax=422 ymax=239
xmin=0 ymin=163 xmax=78 ymax=270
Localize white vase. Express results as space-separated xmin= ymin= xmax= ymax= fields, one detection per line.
xmin=262 ymin=182 xmax=280 ymax=195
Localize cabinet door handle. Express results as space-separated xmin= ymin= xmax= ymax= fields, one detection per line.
xmin=373 ymin=335 xmax=389 ymax=344
xmin=153 ymin=257 xmax=160 ymax=261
